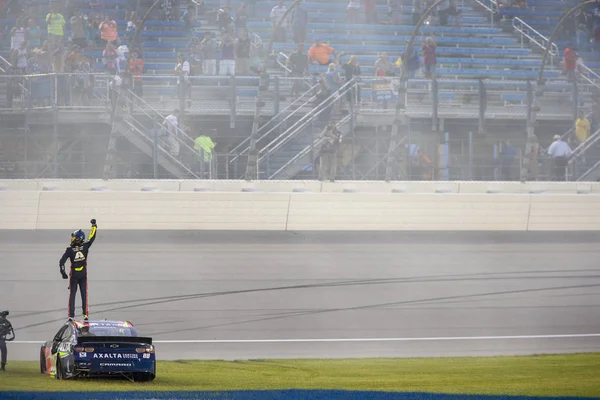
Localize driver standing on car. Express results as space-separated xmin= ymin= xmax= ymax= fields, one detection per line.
xmin=59 ymin=219 xmax=97 ymax=321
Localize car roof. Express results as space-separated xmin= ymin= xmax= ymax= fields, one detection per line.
xmin=69 ymin=320 xmax=135 ymax=328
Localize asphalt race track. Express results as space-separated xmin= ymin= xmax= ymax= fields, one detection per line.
xmin=2 ymin=231 xmax=600 ymax=361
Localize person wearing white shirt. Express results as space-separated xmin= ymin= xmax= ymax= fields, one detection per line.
xmin=270 ymin=0 xmax=288 ymax=42
xmin=547 ymin=134 xmax=572 ymax=181
xmin=162 ymin=110 xmax=180 ymax=158
xmin=347 ymin=0 xmax=361 ymax=24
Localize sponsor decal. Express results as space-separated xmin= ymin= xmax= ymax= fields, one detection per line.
xmin=99 ymin=363 xmax=132 ymax=367
xmin=79 ymin=352 xmax=87 ymax=357
xmin=93 ymin=353 xmax=138 ymax=359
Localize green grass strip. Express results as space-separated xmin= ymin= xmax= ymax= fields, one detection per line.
xmin=1 ymin=354 xmax=600 ymax=397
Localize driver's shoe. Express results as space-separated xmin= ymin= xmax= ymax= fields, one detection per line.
xmin=0 ymin=365 xmax=5 ymax=371
xmin=83 ymin=314 xmax=89 ymax=321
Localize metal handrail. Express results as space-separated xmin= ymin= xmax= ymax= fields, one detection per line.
xmin=259 ymin=78 xmax=358 ymax=162
xmin=0 ymin=55 xmax=11 ymax=73
xmin=278 ymin=52 xmax=292 ymax=74
xmin=571 ymin=127 xmax=600 ymax=181
xmin=270 ymin=113 xmax=352 ymax=179
xmin=229 ymin=80 xmax=320 ymax=160
xmin=126 ymin=89 xmax=196 ymax=146
xmin=250 ymin=32 xmax=263 ymax=50
xmin=475 ymin=0 xmax=498 ymax=13
xmin=577 ymin=62 xmax=600 ymax=89
xmin=512 ymin=17 xmax=559 ymax=57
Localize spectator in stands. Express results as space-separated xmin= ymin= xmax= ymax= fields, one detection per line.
xmin=87 ymin=14 xmax=101 ymax=49
xmin=576 ymin=24 xmax=590 ymax=52
xmin=342 ymin=55 xmax=361 ymax=103
xmin=161 ymin=0 xmax=175 ymax=21
xmin=103 ymin=42 xmax=119 ymax=74
xmin=325 ymin=63 xmax=343 ymax=110
xmin=182 ymin=4 xmax=196 ymax=33
xmin=125 ymin=12 xmax=138 ymax=41
xmin=422 ymin=36 xmax=436 ymax=79
xmin=374 ymin=53 xmax=394 ymax=77
xmin=412 ymin=0 xmax=422 ymax=25
xmin=71 ymin=10 xmax=87 ymax=49
xmin=201 ymin=32 xmax=217 ymax=75
xmin=128 ymin=51 xmax=144 ymax=100
xmin=563 ymin=47 xmax=577 ymax=82
xmin=217 ymin=6 xmax=233 ymax=35
xmin=402 ymin=41 xmax=420 ymax=79
xmin=25 ymin=18 xmax=41 ymax=50
xmin=235 ymin=3 xmax=248 ymax=30
xmin=10 ymin=20 xmax=25 ymax=51
xmin=46 ymin=7 xmax=65 ymax=45
xmin=576 ymin=112 xmax=591 ymax=144
xmin=235 ymin=29 xmax=251 ymax=76
xmin=522 ymin=134 xmax=540 ymax=181
xmin=290 ymin=0 xmax=308 ymax=44
xmin=364 ymin=0 xmax=377 ymax=24
xmin=547 ymin=134 xmax=572 ymax=181
xmin=11 ymin=41 xmax=28 ymax=73
xmin=288 ymin=43 xmax=309 ymax=97
xmin=175 ymin=53 xmax=191 ymax=104
xmin=99 ymin=15 xmax=118 ymax=46
xmin=219 ymin=34 xmax=236 ymax=76
xmin=70 ymin=49 xmax=94 ymax=106
xmin=347 ymin=0 xmax=361 ymax=24
xmin=162 ymin=110 xmax=180 ymax=158
xmin=188 ymin=36 xmax=203 ymax=76
xmin=271 ymin=0 xmax=288 ymax=43
xmin=309 ymin=39 xmax=335 ymax=66
xmin=388 ymin=0 xmax=402 ymax=25
xmin=320 ymin=123 xmax=342 ymax=182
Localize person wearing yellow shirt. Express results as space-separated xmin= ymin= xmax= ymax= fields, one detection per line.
xmin=46 ymin=6 xmax=65 ymax=44
xmin=194 ymin=132 xmax=216 ymax=178
xmin=575 ymin=112 xmax=590 ymax=143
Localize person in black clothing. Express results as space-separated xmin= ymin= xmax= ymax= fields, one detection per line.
xmin=342 ymin=54 xmax=361 ymax=103
xmin=287 ymin=43 xmax=308 ymax=97
xmin=60 ymin=219 xmax=97 ymax=320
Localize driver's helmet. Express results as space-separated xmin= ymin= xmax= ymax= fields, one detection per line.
xmin=71 ymin=229 xmax=85 ymax=246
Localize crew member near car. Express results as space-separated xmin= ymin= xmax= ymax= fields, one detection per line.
xmin=0 ymin=310 xmax=15 ymax=372
xmin=60 ymin=219 xmax=97 ymax=320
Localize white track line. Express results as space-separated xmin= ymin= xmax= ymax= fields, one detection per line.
xmin=12 ymin=333 xmax=600 ymax=344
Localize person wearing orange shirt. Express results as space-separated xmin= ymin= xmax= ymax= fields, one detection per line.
xmin=99 ymin=15 xmax=118 ymax=45
xmin=128 ymin=51 xmax=144 ymax=98
xmin=308 ymin=39 xmax=335 ymax=65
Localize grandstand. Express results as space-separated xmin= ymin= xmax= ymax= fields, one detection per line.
xmin=1 ymin=0 xmax=599 ymax=181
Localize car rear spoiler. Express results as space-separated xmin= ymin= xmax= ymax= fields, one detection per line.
xmin=77 ymin=336 xmax=153 ymax=345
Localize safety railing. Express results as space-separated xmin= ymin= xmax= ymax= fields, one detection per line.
xmin=277 ymin=52 xmax=293 ymax=75
xmin=270 ymin=113 xmax=353 ymax=180
xmin=512 ymin=17 xmax=558 ymax=66
xmin=4 ymin=72 xmax=111 ymax=111
xmin=258 ymin=78 xmax=358 ymax=169
xmin=118 ymin=89 xmax=200 ymax=178
xmin=0 ymin=55 xmax=11 ymax=73
xmin=577 ymin=62 xmax=600 ymax=91
xmin=229 ymin=79 xmax=321 ymax=162
xmin=474 ymin=0 xmax=498 ymax=27
xmin=567 ymin=126 xmax=600 ymax=181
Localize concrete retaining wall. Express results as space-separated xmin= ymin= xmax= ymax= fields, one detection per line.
xmin=1 ymin=180 xmax=599 ymax=230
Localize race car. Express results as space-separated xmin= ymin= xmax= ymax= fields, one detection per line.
xmin=40 ymin=319 xmax=156 ymax=382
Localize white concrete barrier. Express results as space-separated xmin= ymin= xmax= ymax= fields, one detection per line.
xmin=0 ymin=191 xmax=40 ymax=229
xmin=286 ymin=193 xmax=530 ymax=231
xmin=36 ymin=191 xmax=290 ymax=230
xmin=2 ymin=180 xmax=600 ymax=231
xmin=528 ymin=194 xmax=600 ymax=231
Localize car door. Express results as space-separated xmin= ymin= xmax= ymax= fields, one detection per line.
xmin=57 ymin=324 xmax=75 ymax=376
xmin=48 ymin=325 xmax=68 ymax=375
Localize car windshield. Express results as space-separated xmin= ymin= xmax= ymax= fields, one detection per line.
xmin=75 ymin=321 xmax=139 ymax=337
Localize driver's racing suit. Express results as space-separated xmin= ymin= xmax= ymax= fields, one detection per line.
xmin=60 ymin=223 xmax=97 ymax=319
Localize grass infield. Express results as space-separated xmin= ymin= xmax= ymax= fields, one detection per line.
xmin=0 ymin=354 xmax=599 ymax=397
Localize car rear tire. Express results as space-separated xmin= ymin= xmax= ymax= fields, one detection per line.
xmin=133 ymin=372 xmax=155 ymax=382
xmin=39 ymin=348 xmax=46 ymax=374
